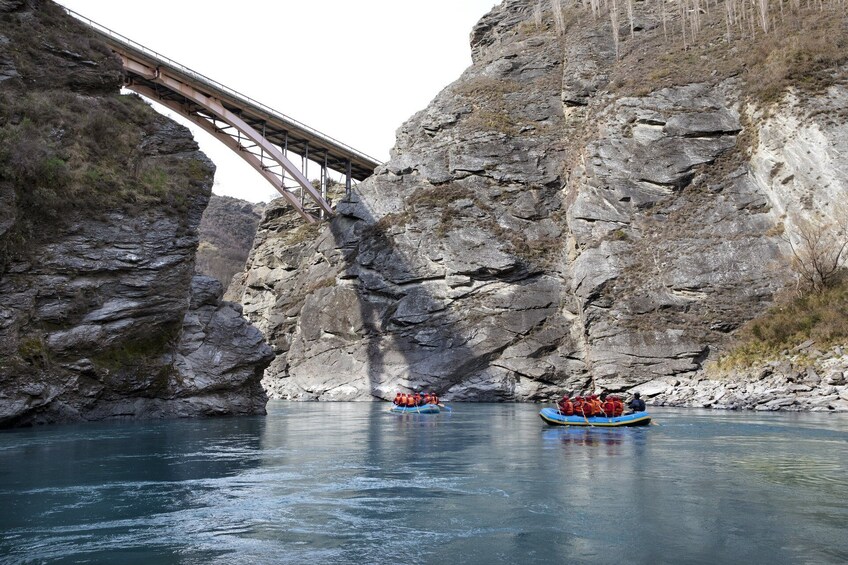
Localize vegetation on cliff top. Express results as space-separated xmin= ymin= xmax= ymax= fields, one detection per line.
xmin=719 ymin=217 xmax=848 ymax=367
xmin=717 ymin=275 xmax=848 ymax=368
xmin=0 ymin=90 xmax=210 ymax=265
xmin=533 ymin=0 xmax=848 ymax=106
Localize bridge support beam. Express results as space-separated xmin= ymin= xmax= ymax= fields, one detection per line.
xmin=122 ymin=57 xmax=333 ymax=223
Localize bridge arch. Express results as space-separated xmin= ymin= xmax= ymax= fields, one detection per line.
xmin=66 ymin=9 xmax=381 ymax=224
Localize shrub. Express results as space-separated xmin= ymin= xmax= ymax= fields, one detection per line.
xmin=782 ymin=216 xmax=848 ymax=294
xmin=0 ymin=89 xmax=210 ymax=266
xmin=718 ymin=274 xmax=848 ymax=367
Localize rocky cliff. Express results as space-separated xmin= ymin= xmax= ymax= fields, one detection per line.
xmin=236 ymin=0 xmax=848 ymax=409
xmin=0 ymin=0 xmax=272 ymax=427
xmin=196 ymin=194 xmax=263 ymax=288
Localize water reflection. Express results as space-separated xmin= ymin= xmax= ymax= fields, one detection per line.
xmin=0 ymin=405 xmax=846 ymax=564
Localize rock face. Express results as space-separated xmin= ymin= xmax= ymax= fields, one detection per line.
xmin=645 ymin=344 xmax=848 ymax=412
xmin=196 ymin=195 xmax=264 ymax=289
xmin=236 ymin=0 xmax=848 ymax=408
xmin=0 ymin=0 xmax=272 ymax=427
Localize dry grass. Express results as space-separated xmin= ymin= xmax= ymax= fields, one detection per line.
xmin=454 ymin=77 xmax=524 ymax=135
xmin=580 ymin=0 xmax=848 ymax=105
xmin=0 ymin=91 xmax=202 ymax=217
xmin=0 ymin=90 xmax=212 ymax=268
xmin=717 ymin=273 xmax=848 ymax=367
xmin=286 ymin=222 xmax=323 ymax=246
xmin=465 ymin=108 xmax=521 ymax=136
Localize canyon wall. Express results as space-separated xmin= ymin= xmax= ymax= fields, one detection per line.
xmin=236 ymin=0 xmax=848 ymax=410
xmin=0 ymin=0 xmax=273 ymax=427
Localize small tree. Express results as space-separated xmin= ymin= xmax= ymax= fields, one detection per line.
xmin=783 ymin=216 xmax=848 ymax=294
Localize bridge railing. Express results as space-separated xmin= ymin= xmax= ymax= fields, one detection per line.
xmin=63 ymin=7 xmax=382 ymax=168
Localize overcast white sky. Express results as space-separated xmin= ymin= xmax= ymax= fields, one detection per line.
xmin=56 ymin=0 xmax=500 ymax=203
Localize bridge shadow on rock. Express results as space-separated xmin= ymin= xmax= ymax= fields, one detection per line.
xmin=308 ymin=177 xmax=576 ymax=403
xmin=326 ymin=194 xmax=481 ymax=401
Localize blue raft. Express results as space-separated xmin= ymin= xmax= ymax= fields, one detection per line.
xmin=389 ymin=404 xmax=441 ymax=414
xmin=539 ymin=407 xmax=651 ymax=427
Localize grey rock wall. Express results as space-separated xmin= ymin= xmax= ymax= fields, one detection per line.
xmin=0 ymin=0 xmax=273 ymax=427
xmin=236 ymin=0 xmax=848 ymax=409
xmin=0 ymin=117 xmax=272 ymax=426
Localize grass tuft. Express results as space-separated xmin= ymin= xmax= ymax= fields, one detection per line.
xmin=717 ymin=273 xmax=848 ymax=368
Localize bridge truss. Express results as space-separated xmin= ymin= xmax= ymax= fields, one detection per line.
xmin=66 ymin=9 xmax=381 ymax=224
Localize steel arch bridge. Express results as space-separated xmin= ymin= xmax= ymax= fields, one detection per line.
xmin=65 ymin=9 xmax=381 ymax=224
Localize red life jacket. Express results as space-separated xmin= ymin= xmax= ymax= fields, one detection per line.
xmin=573 ymin=399 xmax=588 ymax=416
xmin=603 ymin=399 xmax=615 ymax=416
xmin=561 ymin=399 xmax=574 ymax=416
xmin=612 ymin=397 xmax=624 ymax=416
xmin=591 ymin=398 xmax=603 ymax=416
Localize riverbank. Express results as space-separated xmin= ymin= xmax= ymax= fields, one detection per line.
xmin=640 ymin=344 xmax=848 ymax=411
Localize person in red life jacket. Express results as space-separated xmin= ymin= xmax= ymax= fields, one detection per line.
xmin=556 ymin=395 xmax=565 ymax=414
xmin=611 ymin=395 xmax=624 ymax=417
xmin=393 ymin=393 xmax=401 ymax=405
xmin=413 ymin=393 xmax=422 ymax=406
xmin=595 ymin=392 xmax=612 ymax=417
xmin=589 ymin=395 xmax=601 ymax=416
xmin=581 ymin=396 xmax=591 ymax=416
xmin=600 ymin=392 xmax=615 ymax=417
xmin=404 ymin=393 xmax=414 ymax=407
xmin=558 ymin=395 xmax=574 ymax=416
xmin=573 ymin=396 xmax=588 ymax=417
xmin=584 ymin=395 xmax=599 ymax=417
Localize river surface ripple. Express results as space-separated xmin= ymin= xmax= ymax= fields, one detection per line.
xmin=1 ymin=403 xmax=847 ymax=564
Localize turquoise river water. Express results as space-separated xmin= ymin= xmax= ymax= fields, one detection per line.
xmin=1 ymin=402 xmax=847 ymax=564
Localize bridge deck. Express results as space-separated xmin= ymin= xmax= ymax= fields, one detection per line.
xmin=67 ymin=9 xmax=381 ymax=182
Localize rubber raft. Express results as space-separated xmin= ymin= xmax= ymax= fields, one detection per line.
xmin=389 ymin=404 xmax=441 ymax=414
xmin=539 ymin=407 xmax=651 ymax=427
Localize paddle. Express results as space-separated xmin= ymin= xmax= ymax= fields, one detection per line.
xmin=572 ymin=400 xmax=591 ymax=426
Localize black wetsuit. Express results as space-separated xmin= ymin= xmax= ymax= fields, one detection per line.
xmin=628 ymin=398 xmax=646 ymax=412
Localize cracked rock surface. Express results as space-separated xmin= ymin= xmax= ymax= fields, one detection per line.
xmin=234 ymin=0 xmax=848 ymax=409
xmin=0 ymin=1 xmax=273 ymax=427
